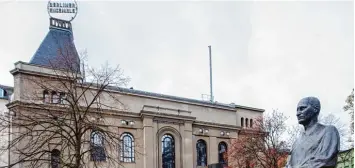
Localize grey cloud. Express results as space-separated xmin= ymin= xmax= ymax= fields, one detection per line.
xmin=0 ymin=1 xmax=353 ymax=134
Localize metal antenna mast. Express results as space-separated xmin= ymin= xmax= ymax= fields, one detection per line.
xmin=208 ymin=45 xmax=214 ymax=102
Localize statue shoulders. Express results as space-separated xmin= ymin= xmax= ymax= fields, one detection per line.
xmin=318 ymin=123 xmax=338 ymax=133
xmin=316 ymin=123 xmax=340 ymax=141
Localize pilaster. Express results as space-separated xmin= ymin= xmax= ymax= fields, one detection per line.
xmin=184 ymin=122 xmax=194 ymax=168
xmin=209 ymin=136 xmax=218 ymax=164
xmin=143 ymin=117 xmax=154 ymax=168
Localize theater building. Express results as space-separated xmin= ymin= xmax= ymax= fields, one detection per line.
xmin=6 ymin=14 xmax=264 ymax=168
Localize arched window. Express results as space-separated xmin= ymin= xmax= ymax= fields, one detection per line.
xmin=43 ymin=90 xmax=50 ymax=103
xmin=120 ymin=133 xmax=134 ymax=162
xmin=91 ymin=131 xmax=106 ymax=161
xmin=51 ymin=149 xmax=60 ymax=168
xmin=196 ymin=139 xmax=207 ymax=166
xmin=218 ymin=142 xmax=228 ymax=165
xmin=162 ymin=134 xmax=175 ymax=168
xmin=241 ymin=117 xmax=244 ymax=127
xmin=245 ymin=118 xmax=249 ymax=128
xmin=250 ymin=119 xmax=253 ymax=128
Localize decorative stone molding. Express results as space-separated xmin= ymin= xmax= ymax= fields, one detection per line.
xmin=7 ymin=100 xmax=140 ymax=118
xmin=140 ymin=109 xmax=196 ymax=122
xmin=153 ymin=117 xmax=184 ymax=125
xmin=156 ymin=126 xmax=183 ymax=168
xmin=142 ymin=105 xmax=191 ymax=116
xmin=193 ymin=120 xmax=241 ymax=131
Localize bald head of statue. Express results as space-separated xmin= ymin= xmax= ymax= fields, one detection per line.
xmin=296 ymin=97 xmax=321 ymax=125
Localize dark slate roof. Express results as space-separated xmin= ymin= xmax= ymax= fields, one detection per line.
xmin=29 ymin=18 xmax=80 ymax=72
xmin=103 ymin=85 xmax=264 ymax=112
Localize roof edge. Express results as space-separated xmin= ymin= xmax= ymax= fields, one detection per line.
xmin=235 ymin=105 xmax=265 ymax=112
xmin=100 ymin=84 xmax=264 ymax=112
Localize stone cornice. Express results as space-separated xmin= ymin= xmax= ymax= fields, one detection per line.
xmin=193 ymin=121 xmax=241 ymax=131
xmin=142 ymin=105 xmax=191 ymax=114
xmin=153 ymin=117 xmax=185 ymax=125
xmin=237 ymin=128 xmax=267 ymax=136
xmin=140 ymin=110 xmax=196 ymax=121
xmin=6 ymin=100 xmax=141 ymax=118
xmin=10 ymin=61 xmax=82 ymax=81
xmin=236 ymin=106 xmax=265 ymax=113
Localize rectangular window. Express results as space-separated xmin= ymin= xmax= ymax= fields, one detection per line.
xmin=52 ymin=93 xmax=60 ymax=104
xmin=44 ymin=92 xmax=50 ymax=103
xmin=59 ymin=93 xmax=66 ymax=104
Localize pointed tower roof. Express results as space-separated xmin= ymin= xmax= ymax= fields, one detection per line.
xmin=30 ymin=18 xmax=80 ymax=72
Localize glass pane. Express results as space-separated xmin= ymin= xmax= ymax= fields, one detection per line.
xmin=121 ymin=134 xmax=134 ymax=162
xmin=51 ymin=150 xmax=60 ymax=168
xmin=219 ymin=143 xmax=227 ymax=164
xmin=45 ymin=94 xmax=51 ymax=103
xmin=92 ymin=132 xmax=103 ymax=146
xmin=197 ymin=140 xmax=207 ymax=166
xmin=52 ymin=94 xmax=59 ymax=104
xmin=162 ymin=135 xmax=175 ymax=168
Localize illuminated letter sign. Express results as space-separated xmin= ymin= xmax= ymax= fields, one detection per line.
xmin=47 ymin=0 xmax=78 ymax=21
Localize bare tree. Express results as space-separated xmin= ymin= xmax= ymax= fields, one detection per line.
xmin=0 ymin=45 xmax=135 ymax=168
xmin=337 ymin=148 xmax=353 ymax=167
xmin=228 ymin=110 xmax=289 ymax=168
xmin=343 ymin=89 xmax=354 ymax=147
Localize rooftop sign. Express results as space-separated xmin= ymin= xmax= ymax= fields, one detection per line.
xmin=47 ymin=0 xmax=78 ymax=22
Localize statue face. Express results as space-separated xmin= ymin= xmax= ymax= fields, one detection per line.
xmin=296 ymin=98 xmax=317 ymax=125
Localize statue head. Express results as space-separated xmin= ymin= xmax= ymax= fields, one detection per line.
xmin=296 ymin=97 xmax=321 ymax=125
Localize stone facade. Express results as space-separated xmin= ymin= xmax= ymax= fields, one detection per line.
xmin=7 ymin=61 xmax=264 ymax=168
xmin=0 ymin=98 xmax=9 ymax=167
xmin=0 ymin=85 xmax=12 ymax=167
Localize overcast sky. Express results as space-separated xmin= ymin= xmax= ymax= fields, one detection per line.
xmin=0 ymin=1 xmax=353 ymax=134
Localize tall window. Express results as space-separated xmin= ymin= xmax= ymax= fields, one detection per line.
xmin=162 ymin=134 xmax=175 ymax=168
xmin=241 ymin=117 xmax=244 ymax=127
xmin=218 ymin=142 xmax=228 ymax=165
xmin=120 ymin=133 xmax=134 ymax=162
xmin=44 ymin=90 xmax=50 ymax=103
xmin=196 ymin=139 xmax=207 ymax=166
xmin=250 ymin=119 xmax=253 ymax=128
xmin=91 ymin=131 xmax=106 ymax=161
xmin=59 ymin=92 xmax=66 ymax=104
xmin=51 ymin=149 xmax=60 ymax=168
xmin=245 ymin=118 xmax=249 ymax=128
xmin=52 ymin=91 xmax=59 ymax=104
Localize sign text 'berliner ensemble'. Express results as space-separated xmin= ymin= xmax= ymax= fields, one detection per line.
xmin=48 ymin=2 xmax=77 ymax=13
xmin=47 ymin=0 xmax=78 ymax=21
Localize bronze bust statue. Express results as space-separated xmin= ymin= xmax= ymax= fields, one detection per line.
xmin=286 ymin=97 xmax=340 ymax=168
